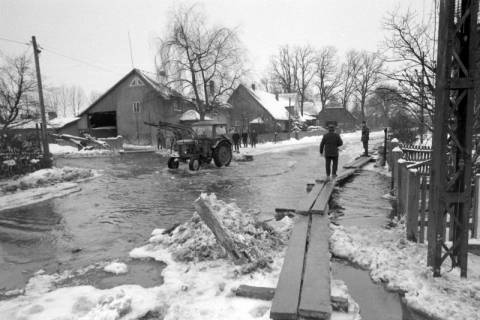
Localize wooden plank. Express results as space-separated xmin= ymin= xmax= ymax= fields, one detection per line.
xmin=333 ymin=169 xmax=356 ymax=184
xmin=316 ymin=169 xmax=356 ymax=184
xmin=298 ymin=214 xmax=332 ymax=320
xmin=311 ymin=181 xmax=335 ymax=215
xmin=343 ymin=156 xmax=372 ymax=169
xmin=235 ymin=285 xmax=275 ymax=300
xmin=295 ymin=182 xmax=326 ymax=215
xmin=270 ymin=215 xmax=310 ymax=320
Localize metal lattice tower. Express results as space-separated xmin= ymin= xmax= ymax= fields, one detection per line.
xmin=428 ymin=0 xmax=479 ymax=277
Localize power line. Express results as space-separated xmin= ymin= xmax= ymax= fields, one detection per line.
xmin=0 ymin=36 xmax=30 ymax=46
xmin=40 ymin=45 xmax=123 ymax=75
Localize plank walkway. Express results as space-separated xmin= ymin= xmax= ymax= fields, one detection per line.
xmin=270 ymin=154 xmax=374 ymax=320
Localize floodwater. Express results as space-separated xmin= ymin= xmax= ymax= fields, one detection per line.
xmin=331 ymin=170 xmax=406 ymax=320
xmin=0 ymin=143 xmax=410 ymax=319
xmin=1 ymin=146 xmax=343 ymax=291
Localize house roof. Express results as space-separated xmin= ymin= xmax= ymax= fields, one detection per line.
xmin=79 ymin=68 xmax=184 ymax=116
xmin=318 ymin=107 xmax=357 ymax=122
xmin=242 ymin=85 xmax=290 ymax=121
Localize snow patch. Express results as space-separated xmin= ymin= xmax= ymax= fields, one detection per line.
xmin=104 ymin=262 xmax=128 ymax=275
xmin=330 ymin=223 xmax=480 ymax=320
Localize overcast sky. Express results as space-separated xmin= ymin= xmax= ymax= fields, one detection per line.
xmin=1 ymin=0 xmax=433 ymax=96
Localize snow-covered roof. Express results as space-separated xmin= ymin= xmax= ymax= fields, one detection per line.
xmin=48 ymin=117 xmax=79 ymax=128
xmin=9 ymin=119 xmax=53 ymax=129
xmin=302 ymin=101 xmax=321 ymax=115
xmin=249 ymin=117 xmax=264 ymax=124
xmin=179 ymin=109 xmax=212 ymax=121
xmin=137 ymin=70 xmax=183 ymax=98
xmin=299 ymin=113 xmax=317 ymax=121
xmin=246 ymin=86 xmax=290 ymax=121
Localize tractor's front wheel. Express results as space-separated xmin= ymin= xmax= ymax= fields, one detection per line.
xmin=167 ymin=157 xmax=179 ymax=169
xmin=189 ymin=158 xmax=201 ymax=171
xmin=213 ymin=143 xmax=232 ymax=167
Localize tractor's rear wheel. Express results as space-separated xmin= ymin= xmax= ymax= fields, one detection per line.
xmin=213 ymin=142 xmax=232 ymax=167
xmin=189 ymin=158 xmax=200 ymax=171
xmin=168 ymin=157 xmax=179 ymax=169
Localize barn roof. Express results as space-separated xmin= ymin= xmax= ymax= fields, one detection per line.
xmin=78 ymin=69 xmax=184 ymax=116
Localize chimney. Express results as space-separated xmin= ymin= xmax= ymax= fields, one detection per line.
xmin=275 ymin=93 xmax=279 ymax=101
xmin=157 ymin=70 xmax=167 ymax=84
xmin=251 ymin=83 xmax=256 ymax=91
xmin=209 ymin=80 xmax=215 ymax=97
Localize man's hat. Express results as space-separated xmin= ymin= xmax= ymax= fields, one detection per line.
xmin=327 ymin=123 xmax=335 ymax=129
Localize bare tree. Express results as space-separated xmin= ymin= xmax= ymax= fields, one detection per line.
xmin=0 ymin=54 xmax=36 ymax=132
xmin=314 ymin=46 xmax=341 ymax=110
xmin=45 ymin=85 xmax=86 ymax=117
xmin=156 ymin=4 xmax=246 ymax=120
xmin=270 ymin=45 xmax=298 ymax=93
xmin=338 ymin=50 xmax=361 ymax=109
xmin=295 ymin=45 xmax=316 ymax=116
xmin=383 ymin=10 xmax=436 ymax=131
xmin=355 ymin=51 xmax=384 ymax=121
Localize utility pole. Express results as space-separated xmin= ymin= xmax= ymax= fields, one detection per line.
xmin=31 ymin=36 xmax=50 ymax=164
xmin=427 ymin=0 xmax=478 ymax=278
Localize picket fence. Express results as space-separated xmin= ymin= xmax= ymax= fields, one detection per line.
xmin=392 ymin=144 xmax=479 ymax=243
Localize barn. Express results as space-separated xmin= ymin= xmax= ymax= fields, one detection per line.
xmin=65 ymin=69 xmax=194 ymax=144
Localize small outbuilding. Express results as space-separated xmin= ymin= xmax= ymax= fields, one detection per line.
xmin=317 ymin=106 xmax=357 ymax=131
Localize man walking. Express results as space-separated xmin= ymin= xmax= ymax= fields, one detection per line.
xmin=361 ymin=120 xmax=370 ymax=156
xmin=320 ymin=124 xmax=343 ymax=180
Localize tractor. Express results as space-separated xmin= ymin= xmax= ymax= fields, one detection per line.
xmin=145 ymin=120 xmax=233 ymax=171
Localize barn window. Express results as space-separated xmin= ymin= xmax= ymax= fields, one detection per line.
xmin=173 ymin=100 xmax=182 ymax=112
xmin=132 ymin=101 xmax=141 ymax=113
xmin=129 ymin=77 xmax=144 ymax=87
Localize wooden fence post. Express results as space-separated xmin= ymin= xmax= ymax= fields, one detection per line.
xmin=406 ymin=169 xmax=420 ymax=242
xmin=397 ymin=159 xmax=407 ymax=216
xmin=419 ymin=175 xmax=428 ymax=243
xmin=473 ymin=174 xmax=480 ymax=239
xmin=392 ymin=148 xmax=403 ymax=193
xmin=388 ymin=138 xmax=400 ymax=171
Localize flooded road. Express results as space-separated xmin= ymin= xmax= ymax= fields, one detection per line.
xmin=1 ymin=144 xmax=357 ymax=291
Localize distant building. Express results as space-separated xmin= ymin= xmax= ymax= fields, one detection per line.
xmin=64 ymin=68 xmax=194 ymax=144
xmin=317 ymin=103 xmax=357 ymax=130
xmin=227 ymin=84 xmax=291 ymax=133
xmin=278 ymin=92 xmax=320 ymax=125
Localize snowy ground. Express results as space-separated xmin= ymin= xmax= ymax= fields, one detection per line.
xmin=49 ymin=143 xmax=114 ymax=158
xmin=0 ymin=166 xmax=96 ymax=211
xmin=236 ymin=130 xmax=385 ymax=157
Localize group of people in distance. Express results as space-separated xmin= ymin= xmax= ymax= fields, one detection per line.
xmin=231 ymin=129 xmax=257 ymax=152
xmin=320 ymin=120 xmax=369 ymax=180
